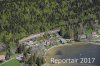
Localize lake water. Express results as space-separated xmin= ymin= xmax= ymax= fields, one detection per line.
xmin=45 ymin=43 xmax=100 ymax=66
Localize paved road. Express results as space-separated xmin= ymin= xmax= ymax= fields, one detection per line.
xmin=19 ymin=29 xmax=60 ymax=43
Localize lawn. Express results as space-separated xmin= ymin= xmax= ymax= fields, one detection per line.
xmin=0 ymin=51 xmax=6 ymax=55
xmin=1 ymin=59 xmax=20 ymax=66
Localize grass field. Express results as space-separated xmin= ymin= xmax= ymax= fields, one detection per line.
xmin=1 ymin=59 xmax=20 ymax=66
xmin=0 ymin=51 xmax=6 ymax=55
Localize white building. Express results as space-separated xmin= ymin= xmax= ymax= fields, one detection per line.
xmin=59 ymin=38 xmax=67 ymax=44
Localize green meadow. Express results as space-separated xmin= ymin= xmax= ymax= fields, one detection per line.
xmin=1 ymin=59 xmax=20 ymax=66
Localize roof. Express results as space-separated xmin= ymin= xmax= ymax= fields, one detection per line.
xmin=80 ymin=34 xmax=87 ymax=39
xmin=98 ymin=29 xmax=100 ymax=33
xmin=92 ymin=32 xmax=97 ymax=35
xmin=59 ymin=38 xmax=66 ymax=42
xmin=0 ymin=55 xmax=5 ymax=60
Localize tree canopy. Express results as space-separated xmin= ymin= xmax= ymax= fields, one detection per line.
xmin=0 ymin=0 xmax=99 ymax=46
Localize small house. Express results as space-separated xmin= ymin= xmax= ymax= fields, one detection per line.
xmin=92 ymin=32 xmax=99 ymax=38
xmin=16 ymin=54 xmax=23 ymax=61
xmin=79 ymin=34 xmax=87 ymax=39
xmin=79 ymin=34 xmax=88 ymax=41
xmin=0 ymin=55 xmax=5 ymax=61
xmin=59 ymin=38 xmax=67 ymax=44
xmin=30 ymin=37 xmax=36 ymax=42
xmin=92 ymin=32 xmax=97 ymax=35
xmin=97 ymin=29 xmax=100 ymax=34
xmin=66 ymin=39 xmax=73 ymax=43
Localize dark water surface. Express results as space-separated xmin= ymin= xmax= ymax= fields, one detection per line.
xmin=46 ymin=44 xmax=100 ymax=66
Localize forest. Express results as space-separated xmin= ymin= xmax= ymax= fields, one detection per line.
xmin=0 ymin=0 xmax=100 ymax=48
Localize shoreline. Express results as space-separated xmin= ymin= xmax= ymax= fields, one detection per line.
xmin=45 ymin=41 xmax=100 ymax=55
xmin=44 ymin=41 xmax=100 ymax=66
